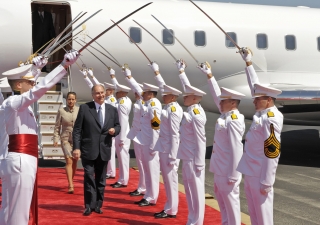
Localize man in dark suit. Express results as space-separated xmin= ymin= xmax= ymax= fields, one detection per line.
xmin=32 ymin=4 xmax=55 ymax=72
xmin=72 ymin=84 xmax=121 ymax=216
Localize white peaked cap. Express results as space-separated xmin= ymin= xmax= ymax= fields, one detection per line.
xmin=2 ymin=64 xmax=35 ymax=81
xmin=162 ymin=84 xmax=182 ymax=96
xmin=116 ymin=83 xmax=130 ymax=92
xmin=0 ymin=78 xmax=12 ymax=92
xmin=219 ymin=87 xmax=245 ymax=100
xmin=183 ymin=84 xmax=206 ymax=96
xmin=142 ymin=83 xmax=159 ymax=92
xmin=103 ymin=82 xmax=115 ymax=90
xmin=253 ymin=83 xmax=282 ymax=98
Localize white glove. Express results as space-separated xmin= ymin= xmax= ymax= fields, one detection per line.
xmin=32 ymin=56 xmax=48 ymax=69
xmin=122 ymin=67 xmax=131 ymax=77
xmin=240 ymin=47 xmax=253 ymax=62
xmin=260 ymin=184 xmax=272 ymax=194
xmin=195 ymin=165 xmax=205 ymax=172
xmin=167 ymin=158 xmax=176 ymax=166
xmin=109 ymin=68 xmax=115 ymax=76
xmin=61 ymin=50 xmax=79 ymax=68
xmin=79 ymin=69 xmax=87 ymax=76
xmin=86 ymin=68 xmax=94 ymax=77
xmin=197 ymin=62 xmax=211 ymax=75
xmin=175 ymin=59 xmax=186 ymax=71
xmin=148 ymin=62 xmax=159 ymax=72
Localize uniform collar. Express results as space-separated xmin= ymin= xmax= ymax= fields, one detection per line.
xmin=165 ymin=101 xmax=176 ymax=107
xmin=106 ymin=95 xmax=114 ymax=100
xmin=187 ymin=103 xmax=198 ymax=112
xmin=224 ymin=109 xmax=239 ymax=117
xmin=258 ymin=106 xmax=275 ymax=116
xmin=117 ymin=96 xmax=126 ymax=102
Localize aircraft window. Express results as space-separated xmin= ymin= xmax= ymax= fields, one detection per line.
xmin=225 ymin=32 xmax=237 ymax=48
xmin=285 ymin=35 xmax=296 ymax=50
xmin=194 ymin=31 xmax=206 ymax=47
xmin=162 ymin=29 xmax=174 ymax=45
xmin=256 ymin=33 xmax=268 ymax=49
xmin=129 ymin=27 xmax=141 ymax=43
xmin=317 ymin=37 xmax=320 ymax=51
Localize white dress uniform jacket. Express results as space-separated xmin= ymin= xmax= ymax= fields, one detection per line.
xmin=0 ymin=91 xmax=8 ymax=160
xmin=237 ymin=65 xmax=283 ymax=225
xmin=0 ymin=65 xmax=67 ymax=225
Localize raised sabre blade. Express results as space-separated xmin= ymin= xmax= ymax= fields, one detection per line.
xmin=41 ymin=11 xmax=86 ymax=55
xmin=151 ymin=14 xmax=199 ymax=64
xmin=44 ymin=9 xmax=103 ymax=57
xmin=111 ymin=19 xmax=152 ymax=63
xmin=79 ymin=2 xmax=153 ymax=53
xmin=133 ymin=19 xmax=178 ymax=62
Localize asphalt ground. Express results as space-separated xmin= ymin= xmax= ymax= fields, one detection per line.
xmin=39 ymin=111 xmax=320 ymax=225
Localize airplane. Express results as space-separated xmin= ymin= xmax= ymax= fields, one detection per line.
xmin=1 ymin=0 xmax=320 ymax=126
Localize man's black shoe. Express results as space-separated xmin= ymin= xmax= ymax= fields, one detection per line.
xmin=154 ymin=211 xmax=176 ymax=218
xmin=134 ymin=198 xmax=145 ymax=204
xmin=154 ymin=210 xmax=165 ymax=216
xmin=83 ymin=207 xmax=92 ymax=216
xmin=94 ymin=207 xmax=103 ymax=214
xmin=138 ymin=199 xmax=155 ymax=207
xmin=110 ymin=182 xmax=119 ymax=187
xmin=129 ymin=190 xmax=143 ymax=196
xmin=113 ymin=183 xmax=127 ymax=188
xmin=106 ymin=175 xmax=115 ymax=179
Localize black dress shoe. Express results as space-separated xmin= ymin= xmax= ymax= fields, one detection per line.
xmin=129 ymin=190 xmax=143 ymax=196
xmin=154 ymin=211 xmax=176 ymax=218
xmin=110 ymin=182 xmax=120 ymax=187
xmin=138 ymin=199 xmax=155 ymax=207
xmin=134 ymin=198 xmax=145 ymax=204
xmin=94 ymin=207 xmax=103 ymax=214
xmin=112 ymin=183 xmax=127 ymax=188
xmin=154 ymin=210 xmax=165 ymax=216
xmin=83 ymin=207 xmax=92 ymax=216
xmin=106 ymin=175 xmax=115 ymax=179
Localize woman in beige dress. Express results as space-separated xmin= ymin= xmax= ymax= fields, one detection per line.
xmin=53 ymin=92 xmax=79 ymax=193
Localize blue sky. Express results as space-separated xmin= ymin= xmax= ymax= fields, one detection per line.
xmin=193 ymin=0 xmax=320 ymax=8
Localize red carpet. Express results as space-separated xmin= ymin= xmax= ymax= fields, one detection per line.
xmin=29 ymin=168 xmax=223 ymax=224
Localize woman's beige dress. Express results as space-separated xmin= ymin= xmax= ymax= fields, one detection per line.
xmin=53 ymin=106 xmax=79 ymax=158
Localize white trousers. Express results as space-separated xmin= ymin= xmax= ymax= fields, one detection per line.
xmin=115 ymin=137 xmax=131 ymax=185
xmin=133 ymin=141 xmax=146 ymax=193
xmin=141 ymin=145 xmax=160 ymax=204
xmin=106 ymin=138 xmax=116 ymax=177
xmin=0 ymin=152 xmax=37 ymax=225
xmin=182 ymin=160 xmax=205 ymax=225
xmin=214 ymin=174 xmax=241 ymax=225
xmin=244 ymin=176 xmax=274 ymax=225
xmin=159 ymin=152 xmax=179 ymax=215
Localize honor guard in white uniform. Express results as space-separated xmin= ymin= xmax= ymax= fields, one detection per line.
xmin=125 ymin=78 xmax=146 ymax=196
xmin=176 ymin=60 xmax=207 ymax=225
xmin=148 ymin=62 xmax=183 ymax=219
xmin=0 ymin=51 xmax=79 ymax=225
xmin=109 ymin=69 xmax=132 ymax=188
xmin=124 ymin=67 xmax=161 ymax=207
xmin=0 ymin=89 xmax=9 ymax=162
xmin=237 ymin=48 xmax=283 ymax=225
xmin=81 ymin=69 xmax=117 ymax=179
xmin=198 ymin=62 xmax=245 ymax=225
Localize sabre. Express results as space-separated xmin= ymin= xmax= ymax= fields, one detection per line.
xmin=44 ymin=9 xmax=103 ymax=57
xmin=87 ymin=34 xmax=121 ymax=66
xmin=75 ymin=40 xmax=111 ymax=70
xmin=79 ymin=39 xmax=121 ymax=67
xmin=41 ymin=11 xmax=86 ymax=55
xmin=49 ymin=37 xmax=78 ymax=56
xmin=188 ymin=0 xmax=240 ymax=50
xmin=133 ymin=19 xmax=178 ymax=62
xmin=79 ymin=2 xmax=153 ymax=52
xmin=111 ymin=19 xmax=152 ymax=63
xmin=151 ymin=15 xmax=199 ymax=64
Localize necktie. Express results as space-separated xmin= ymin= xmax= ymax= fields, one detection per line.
xmin=40 ymin=13 xmax=44 ymax=22
xmin=98 ymin=106 xmax=103 ymax=127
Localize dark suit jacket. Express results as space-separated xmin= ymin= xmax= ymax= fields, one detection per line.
xmin=73 ymin=101 xmax=121 ymax=161
xmin=32 ymin=10 xmax=55 ymax=52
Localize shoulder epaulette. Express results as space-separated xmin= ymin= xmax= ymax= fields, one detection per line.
xmin=231 ymin=113 xmax=238 ymax=120
xmin=150 ymin=101 xmax=155 ymax=107
xmin=120 ymin=99 xmax=124 ymax=104
xmin=110 ymin=97 xmax=115 ymax=102
xmin=171 ymin=106 xmax=176 ymax=112
xmin=267 ymin=111 xmax=274 ymax=118
xmin=193 ymin=108 xmax=200 ymax=115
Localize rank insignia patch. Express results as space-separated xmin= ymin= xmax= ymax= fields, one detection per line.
xmin=120 ymin=99 xmax=124 ymax=104
xmin=110 ymin=98 xmax=115 ymax=102
xmin=264 ymin=124 xmax=281 ymax=158
xmin=151 ymin=110 xmax=160 ymax=130
xmin=171 ymin=106 xmax=176 ymax=112
xmin=150 ymin=101 xmax=155 ymax=107
xmin=267 ymin=111 xmax=274 ymax=118
xmin=193 ymin=108 xmax=200 ymax=115
xmin=231 ymin=113 xmax=238 ymax=120
xmin=141 ymin=100 xmax=145 ymax=105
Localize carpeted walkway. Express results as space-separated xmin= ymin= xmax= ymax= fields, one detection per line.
xmin=35 ymin=168 xmax=222 ymax=224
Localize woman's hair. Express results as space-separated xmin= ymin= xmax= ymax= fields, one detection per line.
xmin=67 ymin=91 xmax=77 ymax=99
